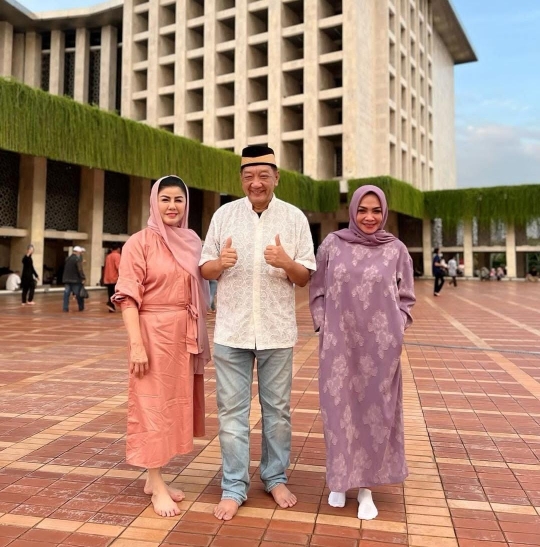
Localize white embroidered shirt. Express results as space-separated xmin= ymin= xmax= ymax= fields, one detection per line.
xmin=200 ymin=196 xmax=316 ymax=350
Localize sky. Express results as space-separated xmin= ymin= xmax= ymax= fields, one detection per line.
xmin=19 ymin=0 xmax=540 ymax=188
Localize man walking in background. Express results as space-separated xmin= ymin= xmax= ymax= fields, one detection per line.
xmin=63 ymin=246 xmax=86 ymax=312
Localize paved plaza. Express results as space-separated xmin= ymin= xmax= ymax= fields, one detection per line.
xmin=0 ymin=281 xmax=539 ymax=546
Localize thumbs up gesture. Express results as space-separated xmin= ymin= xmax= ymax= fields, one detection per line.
xmin=264 ymin=234 xmax=291 ymax=269
xmin=219 ymin=237 xmax=237 ymax=270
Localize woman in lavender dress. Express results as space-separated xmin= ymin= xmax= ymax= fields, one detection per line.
xmin=309 ymin=185 xmax=415 ymax=520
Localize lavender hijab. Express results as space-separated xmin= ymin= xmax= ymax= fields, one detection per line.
xmin=334 ymin=185 xmax=397 ymax=247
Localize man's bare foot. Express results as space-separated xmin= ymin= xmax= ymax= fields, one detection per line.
xmin=144 ymin=478 xmax=185 ymax=502
xmin=150 ymin=487 xmax=181 ymax=517
xmin=270 ymin=484 xmax=297 ymax=508
xmin=214 ymin=499 xmax=240 ymax=520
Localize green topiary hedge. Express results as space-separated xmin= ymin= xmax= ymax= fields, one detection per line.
xmin=0 ymin=77 xmax=339 ymax=213
xmin=2 ymin=78 xmax=539 ymax=222
xmin=424 ymin=185 xmax=540 ymax=227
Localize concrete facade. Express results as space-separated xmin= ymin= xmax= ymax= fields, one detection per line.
xmin=0 ymin=0 xmax=475 ymax=188
xmin=10 ymin=0 xmax=531 ymax=288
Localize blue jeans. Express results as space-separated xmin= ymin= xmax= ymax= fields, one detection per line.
xmin=213 ymin=343 xmax=293 ymax=505
xmin=63 ymin=283 xmax=84 ymax=311
xmin=209 ymin=280 xmax=218 ymax=311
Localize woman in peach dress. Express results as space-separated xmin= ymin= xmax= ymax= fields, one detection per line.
xmin=113 ymin=175 xmax=210 ymax=517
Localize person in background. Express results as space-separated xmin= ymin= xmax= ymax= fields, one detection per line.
xmin=6 ymin=271 xmax=21 ymax=291
xmin=432 ymin=248 xmax=446 ymax=296
xmin=208 ymin=279 xmax=218 ymax=313
xmin=103 ymin=243 xmax=122 ymax=312
xmin=62 ymin=246 xmax=86 ymax=312
xmin=21 ymin=244 xmax=39 ymax=306
xmin=527 ymin=265 xmax=539 ymax=282
xmin=447 ymin=255 xmax=458 ymax=287
xmin=496 ymin=266 xmax=505 ymax=281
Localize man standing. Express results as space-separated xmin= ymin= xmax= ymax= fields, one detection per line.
xmin=63 ymin=246 xmax=86 ymax=312
xmin=432 ymin=247 xmax=446 ymax=296
xmin=200 ymin=146 xmax=316 ymax=521
xmin=103 ymin=244 xmax=121 ymax=312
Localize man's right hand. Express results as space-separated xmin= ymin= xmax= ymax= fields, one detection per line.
xmin=219 ymin=237 xmax=237 ymax=270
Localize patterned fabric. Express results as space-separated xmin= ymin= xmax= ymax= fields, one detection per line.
xmin=200 ymin=196 xmax=316 ymax=350
xmin=310 ymin=234 xmax=415 ymax=491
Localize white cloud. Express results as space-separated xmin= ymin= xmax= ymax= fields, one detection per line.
xmin=456 ymin=124 xmax=540 ymax=187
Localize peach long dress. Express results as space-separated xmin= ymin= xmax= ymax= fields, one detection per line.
xmin=114 ymin=228 xmax=205 ymax=469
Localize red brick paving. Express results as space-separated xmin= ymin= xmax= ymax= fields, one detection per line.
xmin=1 ymin=280 xmax=540 ymax=545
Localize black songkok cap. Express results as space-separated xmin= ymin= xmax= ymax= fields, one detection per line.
xmin=240 ymin=145 xmax=277 ymax=170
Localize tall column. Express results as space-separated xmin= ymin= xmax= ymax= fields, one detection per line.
xmin=0 ymin=22 xmax=14 ymax=76
xmin=146 ymin=1 xmax=160 ymax=126
xmin=49 ymin=30 xmax=65 ymax=95
xmin=343 ymin=0 xmax=375 ymax=178
xmin=303 ymin=0 xmax=319 ymax=177
xmin=267 ymin=0 xmax=282 ymax=156
xmin=505 ymin=221 xmax=517 ymax=279
xmin=422 ymin=216 xmax=432 ymax=276
xmin=24 ymin=32 xmax=41 ymax=87
xmin=128 ymin=176 xmax=151 ymax=234
xmin=12 ymin=34 xmax=25 ymax=81
xmin=234 ymin=0 xmax=248 ymax=153
xmin=463 ymin=218 xmax=474 ymax=277
xmin=77 ymin=168 xmax=104 ymax=286
xmin=100 ymin=26 xmax=118 ymax=110
xmin=386 ymin=211 xmax=399 ymax=237
xmin=202 ymin=191 xmax=220 ymax=237
xmin=174 ymin=0 xmax=188 ymax=136
xmin=321 ymin=216 xmax=339 ymax=240
xmin=121 ymin=0 xmax=134 ymax=118
xmin=74 ymin=28 xmax=90 ymax=103
xmin=10 ymin=156 xmax=47 ymax=284
xmin=203 ymin=0 xmax=217 ymax=144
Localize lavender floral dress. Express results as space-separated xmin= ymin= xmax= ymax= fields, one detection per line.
xmin=310 ymin=234 xmax=415 ymax=492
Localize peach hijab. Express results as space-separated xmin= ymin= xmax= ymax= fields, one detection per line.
xmin=148 ymin=176 xmax=211 ymax=372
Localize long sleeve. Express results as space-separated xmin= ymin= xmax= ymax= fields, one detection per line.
xmin=396 ymin=245 xmax=416 ymax=330
xmin=77 ymin=259 xmax=86 ymax=281
xmin=309 ymin=235 xmax=331 ymax=332
xmin=112 ymin=233 xmax=147 ymax=310
xmin=294 ymin=215 xmax=316 ymax=271
xmin=199 ymin=213 xmax=220 ymax=266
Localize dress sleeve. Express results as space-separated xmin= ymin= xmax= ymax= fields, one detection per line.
xmin=397 ymin=245 xmax=416 ymax=330
xmin=309 ymin=235 xmax=330 ymax=332
xmin=199 ymin=213 xmax=220 ymax=266
xmin=294 ymin=214 xmax=317 ymax=271
xmin=112 ymin=234 xmax=147 ymax=311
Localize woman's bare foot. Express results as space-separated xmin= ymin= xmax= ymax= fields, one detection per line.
xmin=144 ymin=477 xmax=185 ymax=502
xmin=270 ymin=484 xmax=297 ymax=508
xmin=149 ymin=484 xmax=180 ymax=517
xmin=214 ymin=499 xmax=240 ymax=520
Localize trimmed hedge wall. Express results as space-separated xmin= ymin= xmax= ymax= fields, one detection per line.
xmin=424 ymin=185 xmax=540 ymax=227
xmin=0 ymin=78 xmax=339 ymax=213
xmin=348 ymin=176 xmax=424 ymax=219
xmin=2 ymin=78 xmax=539 ymax=222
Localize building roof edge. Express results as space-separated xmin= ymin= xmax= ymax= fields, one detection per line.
xmin=0 ymin=0 xmax=124 ymax=31
xmin=432 ymin=0 xmax=478 ymax=64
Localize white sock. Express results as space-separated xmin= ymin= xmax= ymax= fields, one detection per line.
xmin=328 ymin=491 xmax=346 ymax=507
xmin=357 ymin=488 xmax=378 ymax=520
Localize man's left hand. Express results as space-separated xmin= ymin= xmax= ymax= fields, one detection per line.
xmin=264 ymin=235 xmax=291 ymax=269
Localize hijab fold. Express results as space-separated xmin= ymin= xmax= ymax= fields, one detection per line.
xmin=147 ymin=176 xmax=211 ymax=372
xmin=334 ymin=185 xmax=397 ymax=247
